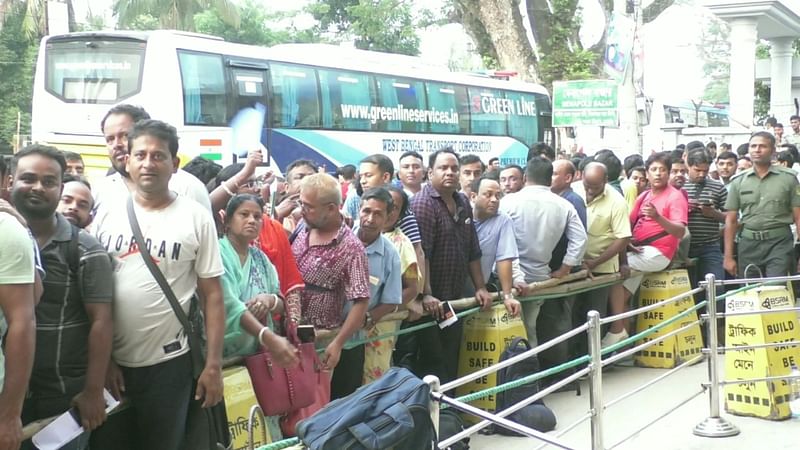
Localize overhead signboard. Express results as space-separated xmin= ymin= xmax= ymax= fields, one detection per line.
xmin=552 ymin=80 xmax=619 ymax=127
xmin=604 ymin=12 xmax=636 ymax=83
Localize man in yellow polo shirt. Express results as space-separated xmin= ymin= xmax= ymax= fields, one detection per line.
xmin=576 ymin=162 xmax=632 ymax=350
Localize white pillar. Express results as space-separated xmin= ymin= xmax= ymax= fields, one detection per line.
xmin=728 ymin=17 xmax=758 ymax=128
xmin=613 ymin=0 xmax=642 ymax=154
xmin=770 ymin=37 xmax=795 ymax=122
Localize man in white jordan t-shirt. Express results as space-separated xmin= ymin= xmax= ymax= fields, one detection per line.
xmin=92 ymin=119 xmax=225 ymax=450
xmin=92 ymin=104 xmax=211 ymax=227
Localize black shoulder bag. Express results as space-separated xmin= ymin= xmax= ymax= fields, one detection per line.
xmin=126 ymin=196 xmax=231 ymax=450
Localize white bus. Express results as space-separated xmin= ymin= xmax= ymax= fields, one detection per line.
xmin=32 ymin=30 xmax=554 ymax=179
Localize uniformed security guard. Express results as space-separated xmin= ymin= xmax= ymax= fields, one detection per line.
xmin=724 ymin=131 xmax=800 ymax=277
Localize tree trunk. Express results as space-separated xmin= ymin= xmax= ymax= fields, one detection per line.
xmin=67 ymin=0 xmax=76 ymax=32
xmin=455 ymin=0 xmax=540 ymax=83
xmin=527 ymin=0 xmax=551 ymax=55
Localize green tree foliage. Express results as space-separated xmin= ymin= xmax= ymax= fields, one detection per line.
xmin=308 ymin=0 xmax=356 ymax=33
xmin=0 ymin=3 xmax=36 ymax=152
xmin=754 ymin=81 xmax=770 ymax=123
xmin=309 ymin=0 xmax=420 ymax=56
xmin=698 ymin=18 xmax=730 ymax=104
xmin=1 ymin=0 xmax=77 ymax=36
xmin=452 ymin=0 xmax=677 ymax=85
xmin=194 ymin=0 xmax=320 ymax=46
xmin=126 ymin=13 xmax=159 ymax=31
xmin=347 ymin=0 xmax=419 ymax=55
xmin=74 ymin=8 xmax=108 ymax=31
xmin=113 ymin=0 xmax=239 ymax=31
xmin=537 ymin=0 xmax=597 ymax=87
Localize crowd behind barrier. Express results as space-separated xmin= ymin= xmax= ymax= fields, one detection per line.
xmin=6 ymin=107 xmax=800 ymax=450
xmin=251 ymin=272 xmax=799 ymax=450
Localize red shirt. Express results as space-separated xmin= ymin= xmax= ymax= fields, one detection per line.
xmin=630 ymin=185 xmax=688 ymax=260
xmin=256 ymin=216 xmax=305 ymax=295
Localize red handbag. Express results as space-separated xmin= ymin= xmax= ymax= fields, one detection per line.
xmin=245 ymin=341 xmax=320 ymax=416
xmin=279 ymin=369 xmax=331 ymax=437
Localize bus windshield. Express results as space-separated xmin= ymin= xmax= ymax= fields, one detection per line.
xmin=45 ymin=37 xmax=145 ymax=104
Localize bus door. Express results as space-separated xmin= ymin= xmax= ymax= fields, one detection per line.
xmin=225 ymin=59 xmax=270 ymax=165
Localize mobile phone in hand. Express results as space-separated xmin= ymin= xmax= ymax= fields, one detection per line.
xmin=297 ymin=324 xmax=315 ymax=343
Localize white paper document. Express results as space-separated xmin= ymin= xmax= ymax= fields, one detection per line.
xmin=32 ymin=390 xmax=120 ymax=450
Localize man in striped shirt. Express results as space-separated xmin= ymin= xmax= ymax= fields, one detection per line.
xmin=683 ymin=148 xmax=727 ymax=302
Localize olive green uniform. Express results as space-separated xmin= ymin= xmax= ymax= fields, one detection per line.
xmin=725 ymin=165 xmax=800 ymax=277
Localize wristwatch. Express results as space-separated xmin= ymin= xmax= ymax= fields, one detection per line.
xmin=364 ymin=311 xmax=375 ymax=328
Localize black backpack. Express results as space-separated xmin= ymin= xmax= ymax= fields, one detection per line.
xmin=438 ymin=409 xmax=470 ymax=450
xmin=496 ymin=337 xmax=542 ymax=409
xmin=491 ymin=337 xmax=557 ymax=436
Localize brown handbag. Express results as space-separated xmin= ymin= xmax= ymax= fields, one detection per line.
xmin=245 ymin=340 xmax=320 ymax=416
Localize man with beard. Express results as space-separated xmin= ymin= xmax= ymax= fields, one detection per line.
xmin=499 ymin=164 xmax=524 ymax=194
xmin=92 ymin=104 xmax=211 ymax=227
xmin=58 ymin=176 xmax=94 ymax=229
xmin=669 ymin=152 xmax=688 ymax=192
xmin=683 ymin=148 xmax=727 ymax=297
xmin=10 ymin=145 xmax=113 ymax=449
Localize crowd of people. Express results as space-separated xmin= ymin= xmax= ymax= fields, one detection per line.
xmin=0 ymin=102 xmax=798 ymax=450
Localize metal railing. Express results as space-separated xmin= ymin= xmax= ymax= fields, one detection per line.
xmin=693 ymin=272 xmax=800 ymax=438
xmin=253 ymin=270 xmax=800 ymax=450
xmin=424 ymin=272 xmax=722 ymax=450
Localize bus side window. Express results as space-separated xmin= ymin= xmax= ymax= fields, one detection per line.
xmin=178 ymin=51 xmax=227 ymax=126
xmin=269 ymin=63 xmax=320 ymax=128
xmin=375 ymin=76 xmax=427 ymax=133
xmin=506 ymin=91 xmax=538 ymax=147
xmin=231 ymin=68 xmax=265 ymax=112
xmin=425 ymin=82 xmax=468 ymax=134
xmin=318 ymin=69 xmax=375 ymax=131
xmin=468 ymin=87 xmax=507 ymax=137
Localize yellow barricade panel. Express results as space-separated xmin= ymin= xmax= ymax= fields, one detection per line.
xmin=724 ymin=286 xmax=800 ymax=420
xmin=456 ymin=305 xmax=527 ymax=417
xmin=635 ymin=270 xmax=703 ymax=369
xmin=223 ymin=366 xmax=271 ymax=450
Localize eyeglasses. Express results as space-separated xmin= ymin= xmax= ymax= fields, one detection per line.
xmin=295 ymin=199 xmax=335 ymax=211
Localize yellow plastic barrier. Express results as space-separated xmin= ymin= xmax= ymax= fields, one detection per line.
xmin=723 ymin=285 xmax=800 ymax=420
xmin=456 ymin=304 xmax=528 ymax=420
xmin=634 ymin=269 xmax=704 ymax=369
xmin=223 ymin=366 xmax=271 ymax=450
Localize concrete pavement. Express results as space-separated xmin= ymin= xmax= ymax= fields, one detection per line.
xmin=469 ymin=357 xmax=800 ymax=449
